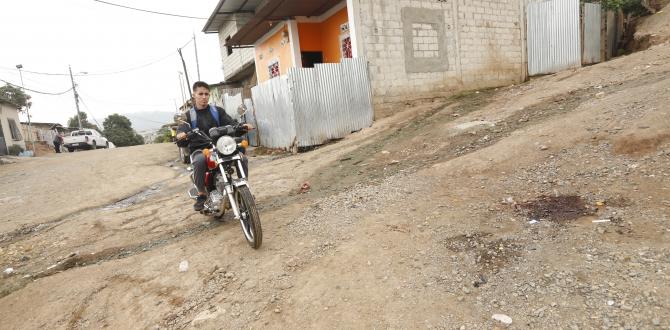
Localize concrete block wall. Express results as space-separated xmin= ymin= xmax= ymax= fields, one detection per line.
xmin=353 ymin=0 xmax=526 ymax=106
xmin=218 ymin=17 xmax=255 ymax=82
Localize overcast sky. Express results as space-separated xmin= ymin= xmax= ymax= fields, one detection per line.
xmin=0 ymin=0 xmax=223 ymax=129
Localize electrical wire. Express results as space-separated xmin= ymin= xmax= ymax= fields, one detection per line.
xmin=77 ymin=95 xmax=103 ymax=130
xmin=0 ymin=78 xmax=73 ymax=95
xmin=92 ymin=0 xmax=208 ymax=19
xmin=0 ymin=38 xmax=192 ymax=77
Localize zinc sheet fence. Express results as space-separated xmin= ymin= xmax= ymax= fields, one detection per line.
xmin=582 ymin=2 xmax=602 ymax=65
xmin=251 ymin=76 xmax=296 ymax=149
xmin=527 ymin=0 xmax=581 ymax=75
xmin=251 ymin=58 xmax=373 ymax=150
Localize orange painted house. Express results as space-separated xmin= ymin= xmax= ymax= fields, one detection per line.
xmin=206 ymin=0 xmax=530 ymax=109
xmin=238 ymin=2 xmax=354 ymax=83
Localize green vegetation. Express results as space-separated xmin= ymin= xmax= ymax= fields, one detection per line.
xmin=102 ymin=114 xmax=144 ymax=147
xmin=0 ymin=84 xmax=31 ymax=110
xmin=153 ymin=124 xmax=175 ymax=144
xmin=8 ymin=145 xmax=24 ymax=156
xmin=67 ymin=112 xmax=98 ymax=129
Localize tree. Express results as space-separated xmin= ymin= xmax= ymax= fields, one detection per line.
xmin=102 ymin=113 xmax=144 ymax=147
xmin=67 ymin=112 xmax=97 ymax=129
xmin=582 ymin=0 xmax=646 ymax=13
xmin=153 ymin=124 xmax=174 ymax=143
xmin=0 ymin=84 xmax=31 ymax=110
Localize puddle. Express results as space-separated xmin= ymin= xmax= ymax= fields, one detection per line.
xmin=101 ymin=185 xmax=162 ymax=211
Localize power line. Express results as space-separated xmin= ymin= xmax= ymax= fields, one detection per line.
xmin=0 ymin=52 xmax=176 ymax=77
xmin=0 ymin=78 xmax=73 ymax=95
xmin=0 ymin=39 xmax=192 ymax=77
xmin=77 ymin=95 xmax=103 ymax=130
xmin=92 ymin=0 xmax=208 ymax=19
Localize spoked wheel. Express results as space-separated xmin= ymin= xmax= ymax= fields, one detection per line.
xmin=234 ymin=186 xmax=262 ymax=249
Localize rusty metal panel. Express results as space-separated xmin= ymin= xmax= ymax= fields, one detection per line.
xmin=250 ymin=76 xmax=296 ymax=149
xmin=583 ymin=3 xmax=602 ymax=65
xmin=527 ymin=0 xmax=581 ymax=75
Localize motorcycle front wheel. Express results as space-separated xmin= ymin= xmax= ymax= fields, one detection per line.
xmin=235 ymin=186 xmax=262 ymax=249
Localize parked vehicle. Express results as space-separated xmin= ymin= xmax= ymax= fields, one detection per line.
xmin=63 ymin=129 xmax=109 ymax=152
xmin=181 ymin=119 xmax=262 ymax=249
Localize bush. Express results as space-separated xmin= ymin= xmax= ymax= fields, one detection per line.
xmin=8 ymin=145 xmax=24 ymax=156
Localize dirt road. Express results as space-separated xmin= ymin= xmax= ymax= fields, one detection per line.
xmin=2 ymin=40 xmax=670 ymax=330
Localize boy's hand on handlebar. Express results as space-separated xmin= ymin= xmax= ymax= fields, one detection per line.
xmin=241 ymin=123 xmax=254 ymax=131
xmin=176 ymin=132 xmax=187 ymax=140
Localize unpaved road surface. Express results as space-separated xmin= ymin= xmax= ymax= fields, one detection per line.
xmin=2 ymin=42 xmax=670 ymax=330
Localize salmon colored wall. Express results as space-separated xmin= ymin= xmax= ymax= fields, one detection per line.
xmin=321 ymin=7 xmax=349 ymax=63
xmin=297 ymin=7 xmax=349 ymax=64
xmin=254 ymin=25 xmax=293 ymax=83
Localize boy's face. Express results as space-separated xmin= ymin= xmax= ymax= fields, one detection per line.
xmin=193 ymin=87 xmax=210 ymax=109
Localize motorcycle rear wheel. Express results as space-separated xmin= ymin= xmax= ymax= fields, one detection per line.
xmin=235 ymin=186 xmax=262 ymax=249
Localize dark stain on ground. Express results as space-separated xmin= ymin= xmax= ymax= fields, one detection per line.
xmin=516 ymin=195 xmax=594 ymax=223
xmin=613 ymin=132 xmax=670 ymax=156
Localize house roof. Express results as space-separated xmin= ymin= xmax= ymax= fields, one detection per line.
xmin=202 ymin=0 xmax=263 ymax=33
xmin=223 ymin=0 xmax=344 ymax=45
xmin=20 ymin=122 xmax=61 ymax=127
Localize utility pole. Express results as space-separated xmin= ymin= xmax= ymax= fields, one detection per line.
xmin=177 ymin=48 xmax=192 ymax=99
xmin=178 ymin=72 xmax=187 ymax=107
xmin=193 ymin=33 xmax=201 ymax=81
xmin=15 ymin=64 xmax=36 ymax=154
xmin=68 ymin=65 xmax=83 ymax=129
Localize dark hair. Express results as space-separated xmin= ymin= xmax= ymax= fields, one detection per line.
xmin=192 ymin=81 xmax=210 ymax=92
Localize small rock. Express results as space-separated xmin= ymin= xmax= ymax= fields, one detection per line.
xmin=607 ymin=300 xmax=615 ymax=306
xmin=492 ymin=313 xmax=513 ymax=326
xmin=179 ymin=260 xmax=189 ymax=272
xmin=274 ymin=308 xmax=281 ymax=314
xmin=652 ymin=318 xmax=661 ymax=326
xmin=3 ymin=268 xmax=14 ymax=276
xmin=299 ymin=182 xmax=311 ymax=194
xmin=540 ymin=145 xmax=549 ymax=151
xmin=596 ymin=92 xmax=606 ymax=98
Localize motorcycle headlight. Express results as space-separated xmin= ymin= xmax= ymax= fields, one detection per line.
xmin=216 ymin=136 xmax=237 ymax=155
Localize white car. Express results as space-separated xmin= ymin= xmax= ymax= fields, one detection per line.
xmin=63 ymin=129 xmax=109 ymax=151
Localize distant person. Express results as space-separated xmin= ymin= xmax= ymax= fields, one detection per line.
xmin=53 ymin=132 xmax=64 ymax=153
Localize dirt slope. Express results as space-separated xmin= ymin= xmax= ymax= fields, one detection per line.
xmin=1 ymin=43 xmax=670 ymax=329
xmin=633 ymin=3 xmax=670 ymax=49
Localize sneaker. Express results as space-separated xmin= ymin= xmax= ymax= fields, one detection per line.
xmin=194 ymin=195 xmax=207 ymax=211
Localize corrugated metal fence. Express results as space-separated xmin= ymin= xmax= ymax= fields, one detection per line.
xmin=251 ymin=57 xmax=373 ymax=150
xmin=527 ymin=0 xmax=581 ymax=75
xmin=582 ymin=3 xmax=602 ymax=65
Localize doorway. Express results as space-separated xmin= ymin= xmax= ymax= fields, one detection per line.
xmin=301 ymin=51 xmax=323 ymax=68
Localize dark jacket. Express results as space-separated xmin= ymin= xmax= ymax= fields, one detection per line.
xmin=177 ymin=105 xmax=239 ymax=152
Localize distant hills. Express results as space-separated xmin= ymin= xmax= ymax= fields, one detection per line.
xmin=122 ymin=111 xmax=176 ymax=132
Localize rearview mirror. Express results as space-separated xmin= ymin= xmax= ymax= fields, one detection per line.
xmin=176 ymin=119 xmax=191 ymax=128
xmin=237 ymin=104 xmax=248 ymax=118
